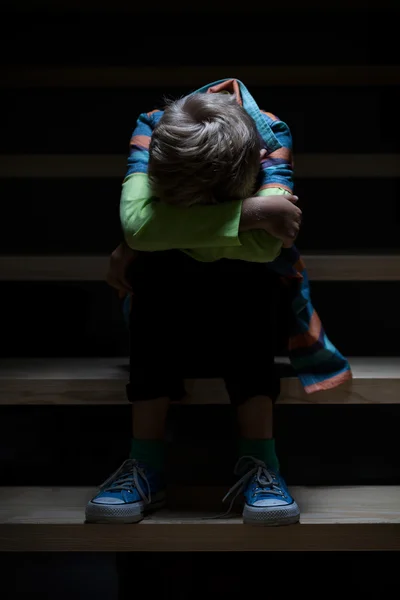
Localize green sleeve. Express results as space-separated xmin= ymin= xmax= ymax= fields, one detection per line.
xmin=120 ymin=173 xmax=242 ymax=251
xmin=120 ymin=173 xmax=286 ymax=263
xmin=184 ymin=188 xmax=286 ymax=263
xmin=183 ymin=231 xmax=282 ymax=263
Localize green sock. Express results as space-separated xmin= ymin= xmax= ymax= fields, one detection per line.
xmin=238 ymin=438 xmax=280 ymax=472
xmin=129 ymin=438 xmax=165 ymax=471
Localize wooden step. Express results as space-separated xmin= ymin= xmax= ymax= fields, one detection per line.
xmin=1 ymin=154 xmax=398 ymax=178
xmin=0 ymin=485 xmax=399 ymax=551
xmin=1 ymin=255 xmax=400 ymax=282
xmin=1 ymin=357 xmax=399 ymax=405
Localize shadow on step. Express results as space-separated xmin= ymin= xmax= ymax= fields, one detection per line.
xmin=1 ymin=551 xmax=399 ymax=600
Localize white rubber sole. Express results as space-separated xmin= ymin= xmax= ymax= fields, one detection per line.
xmin=85 ymin=491 xmax=166 ymax=524
xmin=243 ymin=500 xmax=300 ymax=526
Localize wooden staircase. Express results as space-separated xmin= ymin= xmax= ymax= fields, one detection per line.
xmin=1 ymin=357 xmax=400 ymax=405
xmin=1 ymin=1 xmax=400 ymax=596
xmin=1 ymin=357 xmax=400 ymax=552
xmin=1 ymin=486 xmax=399 ymax=552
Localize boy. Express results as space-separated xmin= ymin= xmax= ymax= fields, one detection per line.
xmin=86 ymin=79 xmax=351 ymax=526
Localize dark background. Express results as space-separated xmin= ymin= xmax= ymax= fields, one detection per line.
xmin=1 ymin=1 xmax=399 ymax=598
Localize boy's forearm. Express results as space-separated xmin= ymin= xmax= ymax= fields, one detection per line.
xmin=122 ymin=108 xmax=294 ymax=257
xmin=239 ymin=189 xmax=290 ymax=232
xmin=121 ymin=174 xmax=291 ymax=255
xmin=121 ymin=174 xmax=243 ymax=251
xmin=239 ymin=198 xmax=266 ymax=232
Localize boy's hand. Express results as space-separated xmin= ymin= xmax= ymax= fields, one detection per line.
xmin=240 ymin=195 xmax=302 ymax=247
xmin=106 ymin=242 xmax=137 ymax=297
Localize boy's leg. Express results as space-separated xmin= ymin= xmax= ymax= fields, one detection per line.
xmin=85 ymin=392 xmax=175 ymax=524
xmin=132 ymin=397 xmax=170 ymax=440
xmin=236 ymin=395 xmax=278 ymax=470
xmin=225 ymin=366 xmax=281 ymax=475
xmin=225 ymin=378 xmax=299 ymax=526
xmin=86 ymin=254 xmax=185 ymax=524
xmin=237 ymin=395 xmax=273 ymax=439
xmin=128 ymin=397 xmax=170 ymax=472
xmin=222 ymin=266 xmax=299 ymax=525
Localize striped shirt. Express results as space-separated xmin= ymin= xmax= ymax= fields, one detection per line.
xmin=120 ymin=78 xmax=352 ymax=393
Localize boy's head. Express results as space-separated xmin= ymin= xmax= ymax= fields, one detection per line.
xmin=149 ymin=93 xmax=261 ymax=206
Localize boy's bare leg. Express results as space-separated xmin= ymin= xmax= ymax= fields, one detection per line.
xmin=233 ymin=394 xmax=300 ymax=525
xmin=235 ymin=394 xmax=280 ymax=472
xmin=236 ymin=395 xmax=273 ymax=440
xmin=128 ymin=397 xmax=170 ymax=469
xmin=132 ymin=397 xmax=170 ymax=439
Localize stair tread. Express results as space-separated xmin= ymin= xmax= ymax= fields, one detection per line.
xmin=1 ymin=485 xmax=399 ymax=524
xmin=1 ymin=357 xmax=399 ymax=405
xmin=2 ymin=254 xmax=400 ymax=281
xmin=1 ymin=356 xmax=399 ymax=380
xmin=1 ymin=153 xmax=399 ymax=178
xmin=1 ymin=486 xmax=399 ymax=551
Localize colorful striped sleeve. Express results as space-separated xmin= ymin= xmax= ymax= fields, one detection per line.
xmin=125 ymin=110 xmax=161 ymax=177
xmin=257 ymin=112 xmax=294 ymax=195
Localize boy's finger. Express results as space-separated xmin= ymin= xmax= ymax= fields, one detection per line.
xmin=117 ymin=278 xmax=132 ymax=294
xmin=105 ymin=274 xmax=118 ymax=289
xmin=282 ymin=194 xmax=299 ymax=204
xmin=120 ymin=276 xmax=132 ymax=292
xmin=118 ymin=287 xmax=134 ymax=300
xmin=106 ymin=274 xmax=130 ymax=294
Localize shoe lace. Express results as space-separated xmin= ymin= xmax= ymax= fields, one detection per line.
xmin=99 ymin=459 xmax=151 ymax=504
xmin=221 ymin=456 xmax=283 ymax=516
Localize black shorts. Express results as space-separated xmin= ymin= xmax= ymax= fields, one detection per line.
xmin=126 ymin=251 xmax=282 ymax=406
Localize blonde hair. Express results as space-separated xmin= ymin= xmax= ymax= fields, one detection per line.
xmin=148 ymin=93 xmax=261 ymax=206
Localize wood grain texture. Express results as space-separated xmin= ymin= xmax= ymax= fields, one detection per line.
xmin=1 ymin=154 xmax=398 ymax=178
xmin=0 ymin=255 xmax=109 ymax=281
xmin=1 ymin=255 xmax=400 ymax=282
xmin=301 ymin=254 xmax=400 ymax=281
xmin=0 ymin=486 xmax=399 ymax=551
xmin=3 ymin=66 xmax=400 ymax=88
xmin=0 ymin=358 xmax=399 ymax=405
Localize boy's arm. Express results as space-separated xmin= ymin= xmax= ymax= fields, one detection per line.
xmin=201 ymin=113 xmax=295 ymax=261
xmin=179 ymin=115 xmax=296 ymax=261
xmin=121 ymin=173 xmax=243 ymax=250
xmin=121 ymin=112 xmax=295 ymax=260
xmin=121 ymin=111 xmax=243 ymax=251
xmin=186 ymin=188 xmax=289 ymax=262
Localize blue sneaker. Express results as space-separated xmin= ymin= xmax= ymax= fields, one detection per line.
xmin=223 ymin=456 xmax=300 ymax=526
xmin=85 ymin=459 xmax=166 ymax=523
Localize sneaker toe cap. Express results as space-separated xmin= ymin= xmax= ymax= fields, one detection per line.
xmin=252 ymin=498 xmax=291 ymax=507
xmin=91 ymin=496 xmax=126 ymax=505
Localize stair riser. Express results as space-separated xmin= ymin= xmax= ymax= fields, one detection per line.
xmin=1 ymin=405 xmax=399 ymax=486
xmin=1 ymin=179 xmax=399 ymax=253
xmin=1 ymin=281 xmax=400 ymax=357
xmin=4 ymin=10 xmax=398 ymax=68
xmin=3 ymin=86 xmax=399 ymax=154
